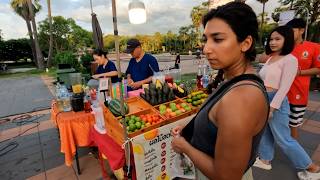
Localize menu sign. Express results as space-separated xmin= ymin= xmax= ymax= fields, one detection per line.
xmin=131 ymin=117 xmax=195 ymax=180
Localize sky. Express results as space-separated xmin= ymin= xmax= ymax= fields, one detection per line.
xmin=0 ymin=0 xmax=280 ymax=40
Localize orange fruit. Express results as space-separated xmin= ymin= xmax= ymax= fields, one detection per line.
xmin=144 ymin=129 xmax=159 ymax=140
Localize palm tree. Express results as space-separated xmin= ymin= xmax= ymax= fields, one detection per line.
xmin=257 ymin=0 xmax=269 ymax=44
xmin=178 ymin=26 xmax=189 ymax=51
xmin=27 ymin=0 xmax=44 ymax=69
xmin=10 ymin=0 xmax=37 ymax=65
xmin=190 ymin=4 xmax=208 ymax=48
xmin=46 ymin=0 xmax=53 ymax=67
xmin=11 ymin=0 xmax=44 ymax=69
xmin=0 ymin=29 xmax=3 ymax=41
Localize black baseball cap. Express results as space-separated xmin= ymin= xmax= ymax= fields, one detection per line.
xmin=286 ymin=18 xmax=306 ymax=29
xmin=125 ymin=38 xmax=141 ymax=53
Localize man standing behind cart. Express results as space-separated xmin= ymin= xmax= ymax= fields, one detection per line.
xmin=125 ymin=38 xmax=160 ymax=91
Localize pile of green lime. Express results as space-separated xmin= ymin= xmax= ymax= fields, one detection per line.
xmin=121 ymin=115 xmax=145 ymax=133
xmin=185 ymin=91 xmax=208 ymax=107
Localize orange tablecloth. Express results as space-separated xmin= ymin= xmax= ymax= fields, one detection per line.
xmin=51 ymin=101 xmax=96 ymax=166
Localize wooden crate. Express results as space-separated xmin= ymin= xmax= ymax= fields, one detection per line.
xmin=181 ymin=97 xmax=203 ymax=111
xmin=103 ymin=106 xmax=124 ymax=145
xmin=103 ymin=106 xmax=167 ymax=145
xmin=153 ymin=98 xmax=197 ymax=123
xmin=126 ymin=96 xmax=151 ymax=114
xmin=125 ymin=108 xmax=166 ymax=138
xmin=105 ymin=96 xmax=151 ymax=120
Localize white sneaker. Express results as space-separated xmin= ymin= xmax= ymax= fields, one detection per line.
xmin=297 ymin=170 xmax=320 ymax=180
xmin=253 ymin=157 xmax=272 ymax=170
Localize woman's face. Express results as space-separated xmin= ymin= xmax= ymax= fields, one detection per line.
xmin=93 ymin=54 xmax=106 ymax=65
xmin=203 ymin=18 xmax=246 ymax=70
xmin=269 ymin=31 xmax=285 ymax=53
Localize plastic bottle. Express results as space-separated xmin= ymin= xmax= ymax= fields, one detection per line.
xmin=60 ymin=84 xmax=71 ymax=112
xmin=91 ymin=104 xmax=106 ymax=134
xmin=55 ymin=83 xmax=64 ymax=112
xmin=202 ymin=65 xmax=209 ymax=88
xmin=123 ymin=78 xmax=128 ymax=98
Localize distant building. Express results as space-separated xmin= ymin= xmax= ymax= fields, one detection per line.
xmin=209 ymin=0 xmax=246 ymax=10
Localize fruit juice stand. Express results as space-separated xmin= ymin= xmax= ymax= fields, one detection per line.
xmin=99 ymin=80 xmax=209 ymax=180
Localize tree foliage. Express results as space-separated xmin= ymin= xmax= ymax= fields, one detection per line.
xmin=0 ymin=38 xmax=33 ymax=62
xmin=38 ymin=16 xmax=93 ymax=54
xmin=275 ymin=0 xmax=320 ymax=42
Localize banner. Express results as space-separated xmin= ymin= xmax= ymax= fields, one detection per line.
xmin=131 ymin=116 xmax=195 ymax=180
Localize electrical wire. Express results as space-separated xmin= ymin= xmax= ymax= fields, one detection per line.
xmin=0 ymin=111 xmax=46 ymax=157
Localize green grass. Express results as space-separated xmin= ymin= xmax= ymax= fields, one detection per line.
xmin=0 ymin=67 xmax=57 ymax=79
xmin=181 ymin=73 xmax=196 ymax=82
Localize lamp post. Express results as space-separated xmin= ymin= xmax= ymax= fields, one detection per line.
xmin=128 ymin=0 xmax=147 ymax=24
xmin=110 ymin=0 xmax=130 ymax=176
xmin=110 ymin=0 xmax=147 ymax=177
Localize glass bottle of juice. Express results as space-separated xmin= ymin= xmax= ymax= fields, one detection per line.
xmin=196 ymin=65 xmax=203 ymax=89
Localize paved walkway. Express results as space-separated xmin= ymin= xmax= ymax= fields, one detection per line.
xmin=0 ymin=76 xmax=53 ymax=118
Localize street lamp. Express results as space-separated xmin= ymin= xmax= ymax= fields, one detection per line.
xmin=110 ymin=0 xmax=147 ymax=177
xmin=128 ymin=0 xmax=147 ymax=24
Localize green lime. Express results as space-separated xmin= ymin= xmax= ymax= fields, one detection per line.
xmin=129 ymin=119 xmax=135 ymax=125
xmin=135 ymin=122 xmax=142 ymax=129
xmin=135 ymin=117 xmax=141 ymax=122
xmin=185 ymin=106 xmax=191 ymax=111
xmin=192 ymin=96 xmax=197 ymax=101
xmin=129 ymin=124 xmax=136 ymax=131
xmin=196 ymin=95 xmax=202 ymax=100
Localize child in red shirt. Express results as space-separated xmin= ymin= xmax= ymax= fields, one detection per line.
xmin=286 ymin=18 xmax=320 ymax=139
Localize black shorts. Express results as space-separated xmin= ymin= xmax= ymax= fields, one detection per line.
xmin=289 ymin=104 xmax=307 ymax=127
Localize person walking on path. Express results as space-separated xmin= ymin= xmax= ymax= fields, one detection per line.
xmin=253 ymin=25 xmax=320 ymax=180
xmin=171 ymin=3 xmax=269 ymax=179
xmin=285 ymin=18 xmax=320 ymax=139
xmin=174 ymin=53 xmax=181 ymax=69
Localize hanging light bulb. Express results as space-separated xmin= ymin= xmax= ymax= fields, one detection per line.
xmin=128 ymin=0 xmax=147 ymax=24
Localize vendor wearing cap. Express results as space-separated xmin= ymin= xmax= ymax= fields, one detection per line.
xmin=92 ymin=49 xmax=119 ymax=83
xmin=125 ymin=38 xmax=160 ymax=91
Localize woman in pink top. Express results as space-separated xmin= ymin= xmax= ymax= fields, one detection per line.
xmin=254 ymin=26 xmax=320 ymax=179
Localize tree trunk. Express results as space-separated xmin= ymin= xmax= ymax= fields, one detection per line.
xmin=47 ymin=0 xmax=53 ymax=67
xmin=55 ymin=39 xmax=59 ymax=53
xmin=27 ymin=0 xmax=44 ymax=70
xmin=290 ymin=0 xmax=293 ymax=9
xmin=25 ymin=19 xmax=37 ymax=66
xmin=260 ymin=3 xmax=266 ymax=45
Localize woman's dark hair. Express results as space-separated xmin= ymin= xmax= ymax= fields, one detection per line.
xmin=93 ymin=49 xmax=108 ymax=58
xmin=202 ymin=2 xmax=258 ymax=90
xmin=202 ymin=2 xmax=258 ymax=62
xmin=265 ymin=26 xmax=294 ymax=55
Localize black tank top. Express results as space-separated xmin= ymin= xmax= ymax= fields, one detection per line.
xmin=182 ymin=74 xmax=269 ymax=171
